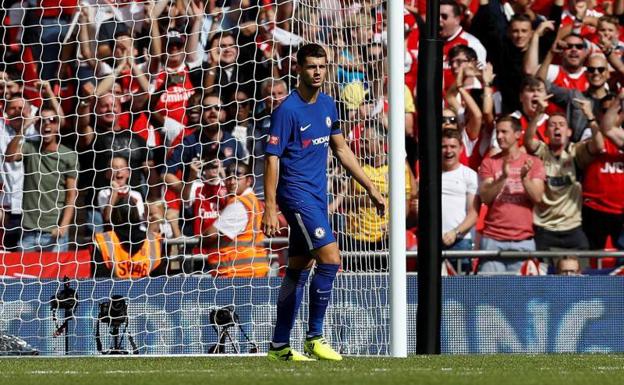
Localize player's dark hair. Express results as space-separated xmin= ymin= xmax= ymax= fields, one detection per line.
xmin=296 ymin=43 xmax=327 ymax=66
xmin=509 ymin=13 xmax=533 ymax=24
xmin=598 ymin=15 xmax=620 ymax=27
xmin=556 ymin=255 xmax=580 ymax=273
xmin=496 ymin=115 xmax=522 ymax=132
xmin=109 ymin=153 xmax=129 ymax=166
xmin=563 ymin=32 xmax=586 ymax=48
xmin=38 ymin=102 xmax=56 ymax=115
xmin=509 ymin=13 xmax=532 ymax=26
xmin=440 ymin=0 xmax=461 ymax=17
xmin=548 ymin=111 xmax=567 ymax=121
xmin=520 ymin=75 xmax=545 ymax=92
xmin=442 ymin=128 xmax=463 ymax=145
xmin=210 ymin=31 xmax=236 ymax=48
xmin=202 ymin=92 xmax=223 ymax=105
xmin=225 ymin=162 xmax=250 ymax=176
xmin=448 ymin=44 xmax=477 ymax=61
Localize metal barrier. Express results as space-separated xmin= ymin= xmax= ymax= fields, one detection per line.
xmin=164 ymin=236 xmax=623 ymax=274
xmin=164 ymin=236 xmax=624 ymax=259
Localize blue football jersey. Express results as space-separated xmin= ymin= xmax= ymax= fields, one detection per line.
xmin=265 ymin=90 xmax=341 ymax=210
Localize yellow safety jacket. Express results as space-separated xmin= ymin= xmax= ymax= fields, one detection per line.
xmin=206 ymin=192 xmax=269 ymax=278
xmin=95 ymin=231 xmax=162 ymax=279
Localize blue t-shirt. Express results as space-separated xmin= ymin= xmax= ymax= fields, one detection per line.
xmin=164 ymin=130 xmax=247 ymax=176
xmin=265 ymin=90 xmax=341 ymax=210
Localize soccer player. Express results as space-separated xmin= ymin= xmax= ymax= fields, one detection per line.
xmin=263 ymin=43 xmax=385 ymax=361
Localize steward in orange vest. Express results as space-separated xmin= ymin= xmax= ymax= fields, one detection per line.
xmin=93 ymin=197 xmax=164 ymax=279
xmin=199 ymin=163 xmax=269 ymax=278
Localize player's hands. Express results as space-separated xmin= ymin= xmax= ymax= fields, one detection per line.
xmin=442 ymin=230 xmax=457 ymax=247
xmin=35 ymin=80 xmax=53 ymax=97
xmin=520 ymin=158 xmax=533 ymax=179
xmin=480 ymin=62 xmax=495 ymax=85
xmin=534 ymin=93 xmax=552 ymax=115
xmin=189 ymin=158 xmax=202 ymax=181
xmin=189 ymin=0 xmax=205 ymax=20
xmin=262 ymin=204 xmax=280 ymax=237
xmin=573 ymin=98 xmax=595 ymax=120
xmin=51 ymin=226 xmax=67 ymax=239
xmin=597 ymin=36 xmax=614 ymax=54
xmin=367 ymin=186 xmax=386 ymax=217
xmin=535 ymin=20 xmax=555 ymax=38
xmin=111 ymin=179 xmax=121 ymax=191
xmin=552 ymin=39 xmax=566 ymax=55
xmin=455 ymin=64 xmax=466 ymax=89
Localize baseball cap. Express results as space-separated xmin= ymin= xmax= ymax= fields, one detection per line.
xmin=341 ymin=82 xmax=369 ymax=110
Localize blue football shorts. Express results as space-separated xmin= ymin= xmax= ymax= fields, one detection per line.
xmin=282 ymin=205 xmax=336 ymax=257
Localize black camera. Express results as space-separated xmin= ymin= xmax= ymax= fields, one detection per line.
xmin=98 ymin=295 xmax=128 ymax=327
xmin=50 ymin=279 xmax=78 ymax=314
xmin=210 ymin=306 xmax=237 ymax=328
xmin=95 ymin=295 xmax=137 ymax=355
xmin=208 ymin=306 xmax=257 ymax=354
xmin=50 ymin=277 xmax=78 ymax=354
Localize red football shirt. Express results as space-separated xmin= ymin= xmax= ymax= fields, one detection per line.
xmin=151 ymin=64 xmax=195 ymax=134
xmin=190 ymin=181 xmax=227 ymax=253
xmin=583 ymin=139 xmax=624 ymax=214
xmin=479 ymin=152 xmax=546 ymax=241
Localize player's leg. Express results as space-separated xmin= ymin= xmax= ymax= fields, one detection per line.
xmin=271 ymin=254 xmax=314 ymax=348
xmin=303 ymin=242 xmax=342 ymax=360
xmin=307 ymin=242 xmax=340 ymax=339
xmin=291 ymin=206 xmax=342 ymax=360
xmin=269 ymin=253 xmax=315 ymax=361
xmin=268 ymin=210 xmax=316 ymax=361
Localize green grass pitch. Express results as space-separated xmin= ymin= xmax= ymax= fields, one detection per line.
xmin=1 ymin=355 xmax=623 ymax=385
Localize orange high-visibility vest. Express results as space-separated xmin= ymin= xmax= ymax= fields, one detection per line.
xmin=94 ymin=231 xmax=162 ymax=279
xmin=206 ymin=192 xmax=269 ymax=278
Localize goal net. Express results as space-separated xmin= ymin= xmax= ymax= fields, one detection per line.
xmin=0 ymin=0 xmax=397 ymax=356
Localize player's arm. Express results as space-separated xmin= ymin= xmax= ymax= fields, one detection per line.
xmin=600 ymin=90 xmax=624 ymax=148
xmin=181 ymin=159 xmax=202 ymax=201
xmin=4 ymin=124 xmax=28 ymax=162
xmin=55 ymin=176 xmax=77 ymax=239
xmin=202 ymin=225 xmax=220 ymax=243
xmin=442 ymin=193 xmax=479 ymax=247
xmin=479 ymin=176 xmax=505 ymax=206
xmin=330 ymin=133 xmax=385 ymax=216
xmin=262 ymin=154 xmax=280 ymax=237
xmin=163 ymin=142 xmax=190 ymax=194
xmin=520 ymin=158 xmax=544 ymax=204
xmin=456 ymin=193 xmax=479 ymax=237
xmin=524 ymin=104 xmax=547 ymax=154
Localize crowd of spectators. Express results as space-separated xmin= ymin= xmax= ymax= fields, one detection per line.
xmin=1 ymin=0 xmax=624 ymax=277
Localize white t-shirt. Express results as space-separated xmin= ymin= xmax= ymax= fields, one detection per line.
xmin=212 ymin=188 xmax=255 ymax=240
xmin=0 ymin=115 xmax=38 ymax=214
xmin=442 ymin=165 xmax=478 ymax=238
xmin=96 ymin=186 xmax=145 ymax=219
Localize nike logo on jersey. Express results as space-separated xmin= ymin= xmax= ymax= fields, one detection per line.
xmin=300 ymin=124 xmax=311 ymax=132
xmin=316 ymin=289 xmax=332 ymax=294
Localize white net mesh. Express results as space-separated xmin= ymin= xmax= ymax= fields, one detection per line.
xmin=0 ymin=0 xmax=395 ymax=355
